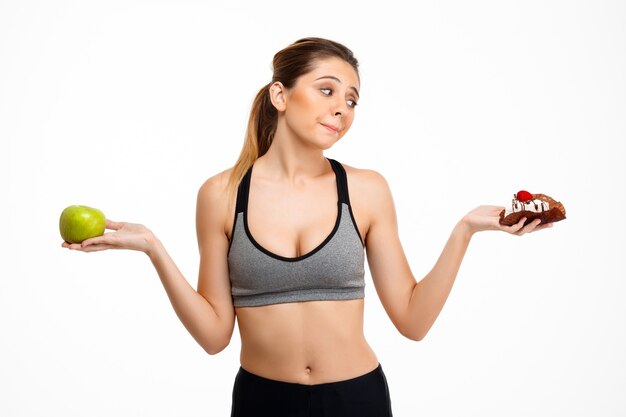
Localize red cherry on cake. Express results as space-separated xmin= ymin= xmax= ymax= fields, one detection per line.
xmin=516 ymin=190 xmax=533 ymax=202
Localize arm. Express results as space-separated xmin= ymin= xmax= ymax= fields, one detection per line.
xmin=363 ymin=170 xmax=552 ymax=341
xmin=403 ymin=220 xmax=472 ymax=340
xmin=147 ymin=233 xmax=234 ymax=355
xmin=406 ymin=204 xmax=554 ymax=340
xmin=63 ymin=172 xmax=236 ymax=355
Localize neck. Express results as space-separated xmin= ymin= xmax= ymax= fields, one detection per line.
xmin=257 ymin=129 xmax=331 ymax=186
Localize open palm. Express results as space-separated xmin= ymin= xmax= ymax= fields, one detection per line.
xmin=462 ymin=205 xmax=554 ymax=236
xmin=61 ymin=220 xmax=154 ymax=253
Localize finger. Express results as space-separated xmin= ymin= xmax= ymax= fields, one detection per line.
xmin=66 ymin=244 xmax=115 ymax=253
xmin=63 ymin=242 xmax=84 ymax=250
xmin=82 ymin=231 xmax=123 ymax=247
xmin=81 ymin=234 xmax=114 ymax=248
xmin=106 ymin=220 xmax=125 ymax=230
xmin=526 ymin=218 xmax=543 ymax=232
xmin=516 ymin=218 xmax=542 ymax=236
xmin=79 ymin=244 xmax=116 ymax=252
xmin=505 ymin=217 xmax=527 ymax=234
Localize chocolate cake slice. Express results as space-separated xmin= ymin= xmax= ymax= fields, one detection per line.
xmin=499 ymin=191 xmax=566 ymax=227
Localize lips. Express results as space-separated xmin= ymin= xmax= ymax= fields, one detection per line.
xmin=320 ymin=123 xmax=340 ymax=133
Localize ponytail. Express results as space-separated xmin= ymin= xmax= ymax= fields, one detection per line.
xmin=225 ymin=83 xmax=277 ymax=210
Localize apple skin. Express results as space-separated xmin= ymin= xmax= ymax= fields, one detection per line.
xmin=59 ymin=205 xmax=106 ymax=244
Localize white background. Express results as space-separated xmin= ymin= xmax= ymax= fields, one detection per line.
xmin=1 ymin=1 xmax=625 ymax=416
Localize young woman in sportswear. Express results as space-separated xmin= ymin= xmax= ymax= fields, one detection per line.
xmin=62 ymin=37 xmax=553 ymax=416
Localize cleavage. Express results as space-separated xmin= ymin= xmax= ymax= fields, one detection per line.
xmin=247 ymin=189 xmax=338 ymax=259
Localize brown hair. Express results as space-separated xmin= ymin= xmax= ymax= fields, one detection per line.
xmin=225 ymin=37 xmax=359 ymax=207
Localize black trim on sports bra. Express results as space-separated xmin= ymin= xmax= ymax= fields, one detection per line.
xmin=227 ymin=157 xmax=364 ymax=257
xmin=329 ymin=158 xmax=365 ymax=247
xmin=244 ymin=200 xmax=342 ymax=262
xmin=328 ymin=158 xmax=350 ymax=206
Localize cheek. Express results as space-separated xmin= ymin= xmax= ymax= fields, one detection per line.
xmin=287 ymin=94 xmax=320 ymax=126
xmin=290 ymin=89 xmax=318 ymax=111
xmin=344 ymin=113 xmax=355 ymax=129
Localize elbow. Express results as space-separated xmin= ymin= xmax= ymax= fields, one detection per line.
xmin=202 ymin=313 xmax=235 ymax=355
xmin=399 ymin=322 xmax=430 ymax=342
xmin=204 ymin=338 xmax=230 ymax=355
xmin=202 ymin=328 xmax=232 ymax=355
xmin=408 ymin=333 xmax=426 ymax=342
xmin=205 ymin=347 xmax=224 ymax=356
xmin=398 ymin=307 xmax=433 ymax=341
xmin=402 ymin=329 xmax=426 ymax=342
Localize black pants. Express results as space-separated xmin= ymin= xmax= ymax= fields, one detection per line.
xmin=230 ymin=363 xmax=393 ymax=417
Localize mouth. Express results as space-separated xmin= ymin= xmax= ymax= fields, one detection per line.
xmin=320 ymin=123 xmax=340 ymax=134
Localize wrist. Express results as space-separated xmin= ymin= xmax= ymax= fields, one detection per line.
xmin=456 ymin=217 xmax=475 ymax=241
xmin=144 ymin=232 xmax=163 ymax=259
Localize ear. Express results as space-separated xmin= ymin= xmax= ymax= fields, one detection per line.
xmin=268 ymin=81 xmax=287 ymax=112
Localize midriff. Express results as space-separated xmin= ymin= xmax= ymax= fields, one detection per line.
xmin=235 ymin=298 xmax=379 ymax=385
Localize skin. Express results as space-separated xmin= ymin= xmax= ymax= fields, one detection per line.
xmin=62 ymin=57 xmax=554 ymax=385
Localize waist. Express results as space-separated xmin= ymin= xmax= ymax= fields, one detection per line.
xmin=239 ymin=338 xmax=379 ymax=385
xmin=237 ymin=361 xmax=384 ymax=387
xmin=235 ymin=299 xmax=378 ymax=384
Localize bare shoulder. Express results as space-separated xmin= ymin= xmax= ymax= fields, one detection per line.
xmin=341 ymin=162 xmax=393 ymax=206
xmin=339 ymin=162 xmax=395 ymax=241
xmin=198 ymin=167 xmax=234 ymax=200
xmin=197 ymin=167 xmax=237 ymax=238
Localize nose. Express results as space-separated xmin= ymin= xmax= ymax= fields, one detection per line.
xmin=332 ymin=96 xmax=348 ymax=117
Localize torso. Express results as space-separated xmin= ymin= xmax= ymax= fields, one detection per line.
xmin=224 ymin=158 xmax=378 ymax=385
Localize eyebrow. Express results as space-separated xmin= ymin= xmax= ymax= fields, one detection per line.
xmin=314 ymin=75 xmax=360 ymax=98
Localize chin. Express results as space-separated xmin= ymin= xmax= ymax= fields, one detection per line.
xmin=297 ymin=130 xmax=343 ymax=150
xmin=298 ymin=137 xmax=335 ymax=151
xmin=317 ymin=138 xmax=340 ymax=151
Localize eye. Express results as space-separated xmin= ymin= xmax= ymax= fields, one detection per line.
xmin=320 ymin=87 xmax=358 ymax=109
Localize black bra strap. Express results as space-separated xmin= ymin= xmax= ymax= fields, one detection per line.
xmin=235 ymin=164 xmax=253 ymax=214
xmin=328 ymin=158 xmax=351 ymax=206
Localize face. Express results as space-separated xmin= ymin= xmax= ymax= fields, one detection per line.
xmin=272 ymin=57 xmax=360 ymax=149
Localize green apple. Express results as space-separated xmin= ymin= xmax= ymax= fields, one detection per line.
xmin=59 ymin=205 xmax=106 ymax=244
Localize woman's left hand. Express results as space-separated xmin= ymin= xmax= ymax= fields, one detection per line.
xmin=461 ymin=205 xmax=554 ymax=237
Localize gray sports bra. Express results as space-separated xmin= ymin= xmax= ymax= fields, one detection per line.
xmin=227 ymin=158 xmax=366 ymax=307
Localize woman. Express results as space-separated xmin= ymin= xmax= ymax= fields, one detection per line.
xmin=62 ymin=37 xmax=552 ymax=416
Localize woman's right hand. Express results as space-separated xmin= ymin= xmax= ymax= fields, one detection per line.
xmin=61 ymin=220 xmax=156 ymax=254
